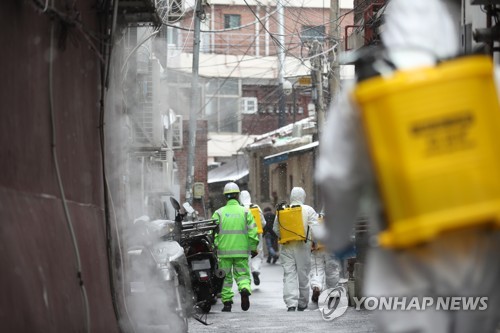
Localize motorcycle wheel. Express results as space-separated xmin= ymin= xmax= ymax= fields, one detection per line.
xmin=196 ymin=286 xmax=213 ymax=314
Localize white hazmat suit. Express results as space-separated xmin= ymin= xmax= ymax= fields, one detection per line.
xmin=273 ymin=187 xmax=319 ymax=310
xmin=310 ymin=245 xmax=340 ymax=297
xmin=316 ymin=0 xmax=500 ymax=332
xmin=239 ymin=190 xmax=266 ymax=283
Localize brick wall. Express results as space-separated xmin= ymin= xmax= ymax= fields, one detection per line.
xmin=181 ymin=5 xmax=353 ymax=57
xmin=175 ymin=119 xmax=209 ymax=215
xmin=241 ymin=84 xmax=310 ymax=135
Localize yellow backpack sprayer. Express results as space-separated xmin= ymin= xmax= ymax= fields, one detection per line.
xmin=276 ymin=203 xmax=309 ymax=244
xmin=353 ymin=55 xmax=500 ymax=249
xmin=249 ymin=205 xmax=263 ymax=234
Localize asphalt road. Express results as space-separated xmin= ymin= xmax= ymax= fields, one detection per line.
xmin=188 ymin=259 xmax=375 ymax=332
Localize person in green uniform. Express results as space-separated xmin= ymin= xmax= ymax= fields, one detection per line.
xmin=212 ymin=182 xmax=259 ymax=312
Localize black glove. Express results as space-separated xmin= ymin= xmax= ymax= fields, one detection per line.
xmin=250 ymin=250 xmax=258 ymax=258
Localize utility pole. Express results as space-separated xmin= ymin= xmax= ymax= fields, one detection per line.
xmin=186 ymin=0 xmax=203 ymax=205
xmin=328 ymin=0 xmax=340 ymax=122
xmin=277 ymin=0 xmax=286 ymax=129
xmin=310 ymin=40 xmax=325 ymax=134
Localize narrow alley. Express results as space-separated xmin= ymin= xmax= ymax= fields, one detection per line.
xmin=189 ymin=261 xmax=374 ymax=332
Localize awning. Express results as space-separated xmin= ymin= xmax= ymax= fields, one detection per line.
xmin=263 ymin=141 xmax=319 ymax=165
xmin=207 ymin=155 xmax=249 ymax=184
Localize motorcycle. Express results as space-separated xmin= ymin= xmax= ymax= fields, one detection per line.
xmin=170 ymin=198 xmax=225 ymax=317
xmin=125 ymin=215 xmax=193 ymax=332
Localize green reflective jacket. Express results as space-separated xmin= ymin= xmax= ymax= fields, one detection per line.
xmin=212 ymin=199 xmax=259 ymax=258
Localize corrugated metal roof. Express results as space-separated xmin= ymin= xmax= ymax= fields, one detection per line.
xmin=263 ymin=141 xmax=319 ymax=165
xmin=207 ymin=155 xmax=249 ymax=184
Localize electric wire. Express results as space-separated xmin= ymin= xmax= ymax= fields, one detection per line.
xmin=48 ymin=19 xmax=91 ymax=333
xmin=31 ymin=0 xmax=106 ymax=64
xmin=167 ymin=0 xmax=375 ymax=134
xmin=276 ymin=207 xmax=313 ymax=242
xmin=29 ymin=0 xmax=370 ymax=327
xmin=121 ymin=30 xmax=161 ymax=74
xmin=165 ymin=4 xmax=198 ymax=59
xmin=34 ymin=0 xmax=140 ymax=329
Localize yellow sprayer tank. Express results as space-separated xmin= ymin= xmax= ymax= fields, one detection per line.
xmin=249 ymin=206 xmax=263 ymax=234
xmin=278 ymin=206 xmax=305 ymax=244
xmin=353 ymin=55 xmax=500 ymax=249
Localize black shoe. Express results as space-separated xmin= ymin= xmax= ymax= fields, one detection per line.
xmin=297 ymin=305 xmax=308 ymax=311
xmin=266 ymin=256 xmax=271 ymax=263
xmin=311 ymin=287 xmax=320 ymax=303
xmin=221 ymin=301 xmax=232 ymax=312
xmin=240 ymin=288 xmax=250 ymax=311
xmin=252 ymin=272 xmax=260 ymax=286
xmin=287 ymin=307 xmax=296 ymax=312
xmin=272 ymin=255 xmax=279 ymax=264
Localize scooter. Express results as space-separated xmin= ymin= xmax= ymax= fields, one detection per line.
xmin=170 ymin=198 xmax=225 ymax=318
xmin=125 ymin=216 xmax=193 ymax=332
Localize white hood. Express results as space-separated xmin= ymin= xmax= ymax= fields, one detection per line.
xmin=240 ymin=190 xmax=252 ymax=205
xmin=290 ymin=187 xmax=306 ymax=205
xmin=382 ymin=0 xmax=461 ymax=69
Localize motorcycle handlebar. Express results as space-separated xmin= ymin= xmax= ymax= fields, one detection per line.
xmin=181 ymin=219 xmax=216 ymax=228
xmin=181 ymin=225 xmax=217 ymax=234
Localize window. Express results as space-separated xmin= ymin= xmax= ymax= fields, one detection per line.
xmin=224 ymin=14 xmax=241 ymax=29
xmin=241 ymin=97 xmax=258 ymax=114
xmin=171 ymin=115 xmax=183 ymax=149
xmin=167 ymin=24 xmax=179 ymax=45
xmin=205 ymin=78 xmax=241 ymax=133
xmin=301 ymin=25 xmax=326 ymax=42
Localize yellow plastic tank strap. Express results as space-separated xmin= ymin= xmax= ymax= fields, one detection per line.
xmin=353 ymin=55 xmax=500 ymax=249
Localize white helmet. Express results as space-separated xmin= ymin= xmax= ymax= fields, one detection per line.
xmin=223 ymin=182 xmax=240 ymax=195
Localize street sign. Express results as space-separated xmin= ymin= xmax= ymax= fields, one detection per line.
xmin=297 ymin=76 xmax=312 ymax=86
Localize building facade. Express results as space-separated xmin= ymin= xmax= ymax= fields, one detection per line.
xmin=165 ymin=0 xmax=354 ymax=213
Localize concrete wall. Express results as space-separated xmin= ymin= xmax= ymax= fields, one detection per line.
xmin=267 ymin=150 xmax=317 ymax=208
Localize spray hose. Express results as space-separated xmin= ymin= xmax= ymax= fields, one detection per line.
xmin=276 ymin=206 xmax=313 ymax=243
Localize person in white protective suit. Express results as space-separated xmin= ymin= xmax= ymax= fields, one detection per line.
xmin=273 ymin=187 xmax=319 ymax=311
xmin=315 ymin=0 xmax=500 ymax=332
xmin=309 ymin=213 xmax=340 ymax=304
xmin=239 ymin=190 xmax=266 ymax=286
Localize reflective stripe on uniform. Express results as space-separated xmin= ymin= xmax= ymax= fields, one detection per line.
xmin=236 ymin=276 xmax=248 ymax=283
xmin=233 ymin=267 xmax=247 ymax=273
xmin=247 ymin=223 xmax=257 ymax=229
xmin=218 ymin=229 xmax=248 ymax=235
xmin=214 ymin=210 xmax=221 ymax=220
xmin=218 ymin=249 xmax=250 ymax=256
